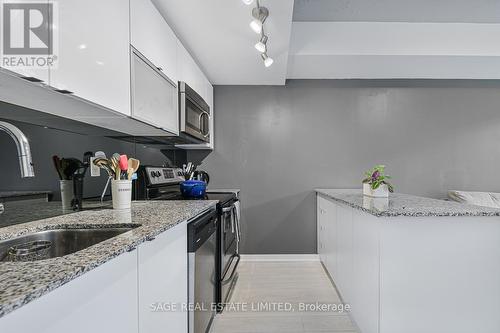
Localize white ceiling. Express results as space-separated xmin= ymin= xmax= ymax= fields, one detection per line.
xmin=152 ymin=0 xmax=294 ymax=85
xmin=153 ymin=0 xmax=500 ymax=84
xmin=293 ymin=0 xmax=500 ymax=23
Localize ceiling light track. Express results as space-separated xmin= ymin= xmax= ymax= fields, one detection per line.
xmin=243 ymin=0 xmax=273 ymax=67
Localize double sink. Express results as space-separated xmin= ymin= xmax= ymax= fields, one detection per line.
xmin=0 ymin=226 xmax=139 ymax=262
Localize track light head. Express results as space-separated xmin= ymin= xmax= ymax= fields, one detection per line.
xmin=261 ymin=53 xmax=273 ymax=67
xmin=254 ymin=35 xmax=268 ymax=53
xmin=250 ymin=6 xmax=269 ymax=34
xmin=241 ymin=0 xmax=254 ymax=4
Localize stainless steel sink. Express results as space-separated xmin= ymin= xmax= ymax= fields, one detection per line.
xmin=0 ymin=226 xmax=139 ymax=262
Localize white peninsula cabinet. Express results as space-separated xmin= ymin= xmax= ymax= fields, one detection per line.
xmin=0 ymin=250 xmax=139 ymax=333
xmin=138 ymin=221 xmax=188 ymax=332
xmin=316 ymin=190 xmax=500 ymax=333
xmin=49 ymin=0 xmax=131 ymax=116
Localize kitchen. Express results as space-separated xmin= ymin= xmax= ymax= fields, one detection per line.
xmin=1 ymin=1 xmax=500 ymax=333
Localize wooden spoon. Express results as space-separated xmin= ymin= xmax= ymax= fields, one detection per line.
xmin=127 ymin=158 xmax=140 ymax=180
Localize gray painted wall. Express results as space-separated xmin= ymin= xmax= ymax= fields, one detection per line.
xmin=193 ymin=80 xmax=500 ymax=254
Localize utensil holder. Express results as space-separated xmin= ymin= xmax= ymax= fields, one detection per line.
xmin=111 ymin=179 xmax=132 ymax=210
xmin=60 ymin=180 xmax=73 ymax=210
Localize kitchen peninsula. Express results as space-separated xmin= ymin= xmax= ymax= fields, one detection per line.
xmin=316 ymin=189 xmax=500 ymax=333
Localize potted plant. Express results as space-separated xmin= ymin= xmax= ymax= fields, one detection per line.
xmin=362 ymin=165 xmax=394 ymax=197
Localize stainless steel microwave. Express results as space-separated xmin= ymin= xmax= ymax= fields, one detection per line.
xmin=179 ymin=81 xmax=210 ymax=143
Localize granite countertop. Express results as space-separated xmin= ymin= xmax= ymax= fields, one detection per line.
xmin=315 ymin=189 xmax=500 ymax=217
xmin=0 ymin=200 xmax=217 ymax=318
xmin=0 ymin=199 xmax=109 ymax=228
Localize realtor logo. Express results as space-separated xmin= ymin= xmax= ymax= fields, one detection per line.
xmin=1 ymin=0 xmax=58 ymax=68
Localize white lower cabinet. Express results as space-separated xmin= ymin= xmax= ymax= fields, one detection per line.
xmin=0 ymin=250 xmax=138 ymax=333
xmin=317 ymin=194 xmax=379 ymax=333
xmin=138 ymin=221 xmax=188 ymax=332
xmin=0 ymin=222 xmax=190 ymax=333
xmin=317 ymin=195 xmax=337 ymax=275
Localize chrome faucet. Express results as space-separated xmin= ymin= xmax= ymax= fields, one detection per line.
xmin=0 ymin=121 xmax=35 ymax=177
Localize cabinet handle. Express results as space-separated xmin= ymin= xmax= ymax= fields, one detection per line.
xmin=21 ymin=76 xmax=44 ymax=83
xmin=54 ymin=88 xmax=74 ymax=94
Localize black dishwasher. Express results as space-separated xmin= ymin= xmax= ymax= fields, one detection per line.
xmin=188 ymin=209 xmax=218 ymax=333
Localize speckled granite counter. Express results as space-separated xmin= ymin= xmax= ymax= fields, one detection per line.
xmin=316 ymin=189 xmax=500 ymax=217
xmin=0 ymin=199 xmax=110 ymax=227
xmin=0 ymin=200 xmax=217 ymax=318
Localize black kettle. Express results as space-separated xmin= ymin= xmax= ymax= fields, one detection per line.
xmin=193 ymin=170 xmax=210 ymax=184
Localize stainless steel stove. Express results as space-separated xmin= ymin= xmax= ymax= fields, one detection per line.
xmin=133 ymin=166 xmax=241 ymax=319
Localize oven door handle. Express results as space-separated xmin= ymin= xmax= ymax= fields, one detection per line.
xmin=221 ymin=254 xmax=240 ymax=284
xmin=222 ymin=206 xmax=235 ymax=233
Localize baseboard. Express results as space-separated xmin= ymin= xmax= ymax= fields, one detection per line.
xmin=239 ymin=254 xmax=320 ymax=262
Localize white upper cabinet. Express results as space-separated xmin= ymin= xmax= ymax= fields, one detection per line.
xmin=177 ymin=40 xmax=215 ymax=149
xmin=49 ymin=0 xmax=131 ymax=116
xmin=131 ymin=50 xmax=179 ymax=134
xmin=177 ymin=40 xmax=205 ymax=98
xmin=130 ymin=0 xmax=178 ymax=84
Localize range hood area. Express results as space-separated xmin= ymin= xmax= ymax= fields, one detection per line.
xmin=0 ymin=69 xmax=197 ymax=147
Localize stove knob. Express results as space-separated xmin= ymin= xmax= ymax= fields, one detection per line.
xmin=150 ymin=171 xmax=156 ymax=178
xmin=155 ymin=171 xmax=162 ymax=177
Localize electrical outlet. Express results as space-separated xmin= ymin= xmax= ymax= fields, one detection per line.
xmin=90 ymin=157 xmax=100 ymax=177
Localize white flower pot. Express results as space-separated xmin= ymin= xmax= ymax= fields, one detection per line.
xmin=363 ymin=196 xmax=389 ymax=211
xmin=363 ymin=183 xmax=389 ymax=198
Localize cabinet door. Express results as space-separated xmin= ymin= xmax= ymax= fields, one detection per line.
xmin=130 ymin=0 xmax=178 ymax=83
xmin=324 ymin=198 xmax=337 ymax=277
xmin=0 ymin=250 xmax=138 ymax=333
xmin=336 ymin=204 xmax=354 ymax=303
xmin=177 ymin=40 xmax=204 ymax=97
xmin=131 ymin=51 xmax=179 ymax=134
xmin=49 ymin=0 xmax=130 ymax=115
xmin=317 ymin=195 xmax=327 ymax=263
xmin=138 ymin=221 xmax=188 ymax=333
xmin=350 ymin=210 xmax=380 ymax=333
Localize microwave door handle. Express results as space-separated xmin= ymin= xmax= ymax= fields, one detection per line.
xmin=198 ymin=111 xmax=210 ymax=138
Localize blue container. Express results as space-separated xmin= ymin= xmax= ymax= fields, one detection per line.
xmin=180 ymin=180 xmax=207 ymax=199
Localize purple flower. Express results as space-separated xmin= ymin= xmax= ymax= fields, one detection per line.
xmin=371 ymin=170 xmax=380 ymax=180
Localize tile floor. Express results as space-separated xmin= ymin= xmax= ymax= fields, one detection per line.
xmin=211 ymin=261 xmax=359 ymax=333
